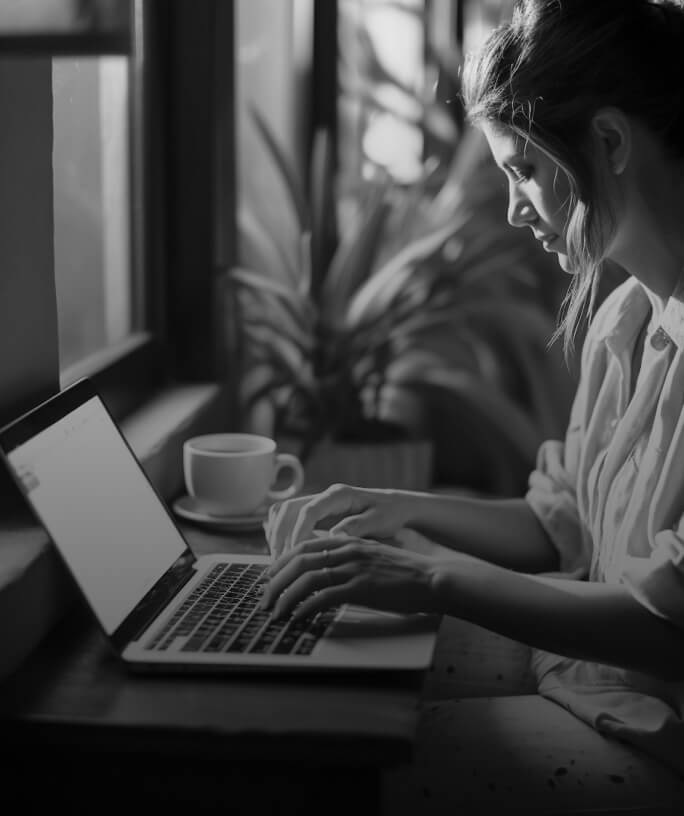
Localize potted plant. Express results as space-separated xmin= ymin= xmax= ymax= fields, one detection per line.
xmin=226 ymin=106 xmax=576 ymax=495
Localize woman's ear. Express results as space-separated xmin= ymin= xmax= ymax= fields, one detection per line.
xmin=591 ymin=108 xmax=632 ymax=176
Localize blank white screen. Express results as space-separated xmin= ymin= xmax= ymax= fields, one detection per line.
xmin=8 ymin=397 xmax=187 ymax=633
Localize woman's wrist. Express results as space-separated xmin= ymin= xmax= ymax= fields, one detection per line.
xmin=395 ymin=489 xmax=438 ymax=529
xmin=426 ymin=553 xmax=483 ymax=617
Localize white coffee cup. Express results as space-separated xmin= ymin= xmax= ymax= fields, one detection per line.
xmin=183 ymin=433 xmax=305 ymax=515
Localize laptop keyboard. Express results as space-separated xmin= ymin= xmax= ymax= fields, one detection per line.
xmin=146 ymin=562 xmax=337 ymax=656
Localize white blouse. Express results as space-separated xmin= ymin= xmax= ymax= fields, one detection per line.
xmin=526 ymin=274 xmax=684 ymax=773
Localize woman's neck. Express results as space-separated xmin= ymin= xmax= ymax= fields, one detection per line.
xmin=607 ymin=134 xmax=684 ymax=305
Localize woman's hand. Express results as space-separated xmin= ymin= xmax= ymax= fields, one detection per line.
xmin=265 ymin=483 xmax=417 ymax=559
xmin=259 ymin=533 xmax=440 ymax=621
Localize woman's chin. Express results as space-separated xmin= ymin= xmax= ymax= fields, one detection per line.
xmin=556 ymin=252 xmax=576 ymax=275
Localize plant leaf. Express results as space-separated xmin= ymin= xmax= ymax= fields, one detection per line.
xmin=298 ymin=230 xmax=313 ymax=299
xmin=250 ymin=104 xmax=309 ymax=230
xmin=346 ymin=216 xmax=462 ymax=328
xmin=239 ymin=307 xmax=312 ymax=356
xmin=422 ymin=102 xmax=460 ymax=147
xmin=387 ymin=363 xmax=542 ymax=464
xmin=229 ymin=266 xmax=314 ymax=326
xmin=456 ymin=300 xmax=575 ymax=436
xmin=425 ymin=127 xmax=494 ymax=223
xmin=245 ymin=325 xmax=307 ymax=369
xmin=386 ymin=309 xmax=469 ymax=344
xmin=238 ymin=206 xmax=299 ymax=290
xmin=242 ymin=327 xmax=316 ymax=396
xmin=320 ymin=186 xmax=391 ymax=317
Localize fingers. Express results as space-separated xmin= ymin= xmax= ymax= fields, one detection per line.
xmin=273 ymin=567 xmax=346 ymax=618
xmin=288 ymin=484 xmax=360 ymax=547
xmin=266 ymin=484 xmax=366 ymax=557
xmin=262 ymin=535 xmax=355 ymax=585
xmin=260 ymin=535 xmax=435 ymax=622
xmin=282 ymin=581 xmax=352 ymax=622
xmin=269 ymin=566 xmax=354 ymax=621
xmin=266 ymin=495 xmax=312 ymax=558
xmin=329 ymin=507 xmax=377 ymax=538
xmin=260 ymin=538 xmax=366 ymax=616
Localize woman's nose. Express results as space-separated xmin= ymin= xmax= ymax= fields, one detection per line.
xmin=507 ymin=192 xmax=537 ymax=229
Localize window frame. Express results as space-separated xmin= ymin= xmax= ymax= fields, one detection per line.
xmin=59 ymin=0 xmax=169 ymax=420
xmin=95 ymin=0 xmax=239 ymax=422
xmin=0 ymin=2 xmax=130 ymax=55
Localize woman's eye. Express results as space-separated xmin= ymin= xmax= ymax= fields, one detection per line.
xmin=512 ymin=166 xmax=533 ymax=182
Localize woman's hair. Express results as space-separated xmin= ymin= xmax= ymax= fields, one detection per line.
xmin=462 ymin=0 xmax=684 ymax=357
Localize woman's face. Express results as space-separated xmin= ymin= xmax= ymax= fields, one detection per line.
xmin=482 ymin=122 xmax=575 ymax=274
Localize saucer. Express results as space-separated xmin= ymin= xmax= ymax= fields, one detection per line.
xmin=172 ymin=494 xmax=269 ymax=532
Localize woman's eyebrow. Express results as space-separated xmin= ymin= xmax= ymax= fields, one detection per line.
xmin=502 ymin=155 xmax=529 ymax=172
xmin=505 ymin=153 xmax=528 ymax=165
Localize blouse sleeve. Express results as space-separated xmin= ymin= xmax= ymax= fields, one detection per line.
xmin=525 ymin=436 xmax=592 ymax=575
xmin=523 ymin=302 xmax=607 ymax=576
xmin=621 ymin=524 xmax=684 ymax=630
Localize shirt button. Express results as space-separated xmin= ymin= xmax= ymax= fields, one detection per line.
xmin=650 ymin=327 xmax=671 ymax=351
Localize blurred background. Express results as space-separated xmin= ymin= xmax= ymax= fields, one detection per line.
xmin=1 ymin=0 xmax=583 ymax=498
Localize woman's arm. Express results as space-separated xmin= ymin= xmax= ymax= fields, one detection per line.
xmin=406 ymin=493 xmax=560 ymax=573
xmin=263 ymin=537 xmax=684 ymax=681
xmin=432 ymin=557 xmax=684 ymax=680
xmin=267 ymin=486 xmax=560 ymax=573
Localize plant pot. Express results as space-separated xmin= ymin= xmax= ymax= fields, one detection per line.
xmin=277 ymin=435 xmax=434 ymax=492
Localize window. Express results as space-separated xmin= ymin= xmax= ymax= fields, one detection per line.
xmin=53 ymin=56 xmax=134 ymax=372
xmin=235 ymin=0 xmax=313 ymax=274
xmin=0 ymin=0 xmax=242 ymax=429
xmin=0 ymin=0 xmax=163 ymax=425
xmin=0 ymin=0 xmax=128 ymax=43
xmin=338 ymin=0 xmax=427 ymax=186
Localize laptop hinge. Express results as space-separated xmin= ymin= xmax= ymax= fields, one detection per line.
xmin=111 ymin=550 xmax=196 ymax=651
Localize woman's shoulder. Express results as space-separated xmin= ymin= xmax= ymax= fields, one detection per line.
xmin=585 ymin=275 xmax=642 ymax=342
xmin=591 ymin=275 xmax=640 ymax=334
xmin=579 ymin=276 xmax=641 ymax=366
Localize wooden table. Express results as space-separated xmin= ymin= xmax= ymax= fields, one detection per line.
xmin=0 ymin=521 xmax=428 ymax=814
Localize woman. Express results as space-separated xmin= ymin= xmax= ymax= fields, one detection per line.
xmin=261 ymin=0 xmax=684 ymax=809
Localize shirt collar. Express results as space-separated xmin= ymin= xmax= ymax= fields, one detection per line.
xmin=601 ymin=278 xmax=651 ymax=357
xmin=659 ymin=275 xmax=684 ymax=350
xmin=599 ymin=273 xmax=684 ymax=355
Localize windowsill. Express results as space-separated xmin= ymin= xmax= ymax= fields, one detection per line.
xmin=121 ymin=381 xmax=230 ymax=501
xmin=0 ymin=381 xmax=230 ymax=682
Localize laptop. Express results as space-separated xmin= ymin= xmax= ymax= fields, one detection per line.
xmin=0 ymin=377 xmax=438 ymax=673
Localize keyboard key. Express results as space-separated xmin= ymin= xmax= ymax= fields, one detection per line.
xmin=147 ymin=561 xmax=337 ymax=657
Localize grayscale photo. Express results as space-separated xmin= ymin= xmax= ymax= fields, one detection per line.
xmin=1 ymin=1 xmax=683 ymax=813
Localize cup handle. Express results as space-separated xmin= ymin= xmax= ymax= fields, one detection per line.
xmin=268 ymin=453 xmax=305 ymax=502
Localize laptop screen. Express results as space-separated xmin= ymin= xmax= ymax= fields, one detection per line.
xmin=1 ymin=386 xmax=188 ymax=634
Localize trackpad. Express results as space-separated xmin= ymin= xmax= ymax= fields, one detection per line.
xmin=329 ymin=605 xmax=438 ymax=639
